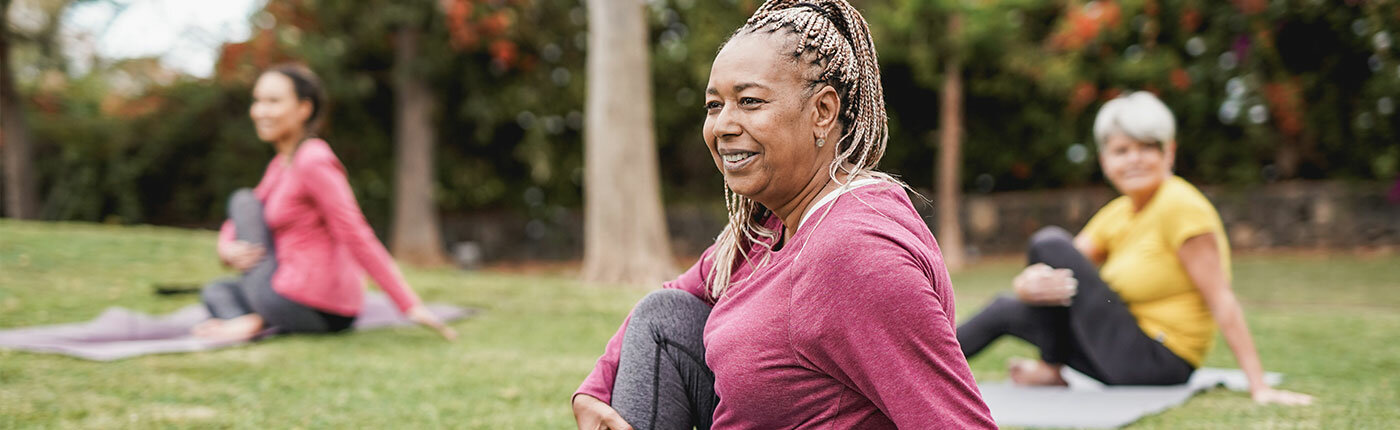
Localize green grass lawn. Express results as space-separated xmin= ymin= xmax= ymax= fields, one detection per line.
xmin=1 ymin=220 xmax=1396 ymax=429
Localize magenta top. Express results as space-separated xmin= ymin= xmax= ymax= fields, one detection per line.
xmin=576 ymin=182 xmax=995 ymax=429
xmin=218 ymin=138 xmax=421 ymax=316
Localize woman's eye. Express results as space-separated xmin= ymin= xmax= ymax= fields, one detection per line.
xmin=740 ymin=97 xmax=763 ymax=106
xmin=705 ymin=100 xmax=722 ymax=111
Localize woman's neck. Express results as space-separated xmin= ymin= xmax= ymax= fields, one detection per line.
xmin=1128 ymin=181 xmax=1165 ymax=212
xmin=769 ymin=165 xmax=854 ymax=244
xmin=274 ymin=133 xmax=305 ymax=162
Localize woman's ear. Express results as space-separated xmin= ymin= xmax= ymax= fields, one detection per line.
xmin=811 ymin=85 xmax=840 ymax=140
xmin=1163 ymin=139 xmax=1177 ymax=172
xmin=297 ymin=99 xmax=315 ymax=127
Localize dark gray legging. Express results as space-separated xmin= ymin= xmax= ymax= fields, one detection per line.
xmin=612 ymin=289 xmax=720 ymax=430
xmin=200 ymin=189 xmax=353 ymax=334
xmin=956 ymin=226 xmax=1194 ymax=385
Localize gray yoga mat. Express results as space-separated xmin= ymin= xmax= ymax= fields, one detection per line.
xmin=0 ymin=292 xmax=477 ymax=361
xmin=979 ymin=367 xmax=1283 ymax=428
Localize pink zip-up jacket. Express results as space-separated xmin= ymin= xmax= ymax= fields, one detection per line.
xmin=218 ymin=138 xmax=421 ymax=316
xmin=576 ymin=182 xmax=995 ymax=429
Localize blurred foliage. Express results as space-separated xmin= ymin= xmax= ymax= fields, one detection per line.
xmin=9 ymin=0 xmax=1400 ymax=228
xmin=878 ymin=0 xmax=1400 ymax=193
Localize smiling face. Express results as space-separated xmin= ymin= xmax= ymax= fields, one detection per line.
xmin=1098 ymin=133 xmax=1174 ymax=198
xmin=703 ymin=32 xmax=839 ymax=207
xmin=249 ymin=72 xmax=313 ymax=144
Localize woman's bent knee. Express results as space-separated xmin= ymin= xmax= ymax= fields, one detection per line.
xmin=635 ymin=289 xmax=704 ymax=315
xmin=987 ymin=294 xmax=1026 ymax=313
xmin=629 ymin=289 xmax=709 ymax=335
xmin=228 ymin=188 xmax=258 ymax=209
xmin=1029 ymin=226 xmax=1073 ymax=250
xmin=201 ymin=280 xmax=237 ymax=303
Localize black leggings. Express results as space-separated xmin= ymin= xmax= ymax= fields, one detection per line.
xmin=612 ymin=289 xmax=720 ymax=430
xmin=200 ymin=189 xmax=354 ymax=334
xmin=956 ymin=226 xmax=1194 ymax=385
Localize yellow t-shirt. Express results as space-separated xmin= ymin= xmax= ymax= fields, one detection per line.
xmin=1079 ymin=176 xmax=1229 ymax=366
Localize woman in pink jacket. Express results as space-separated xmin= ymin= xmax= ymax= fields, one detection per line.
xmin=192 ymin=64 xmax=454 ymax=342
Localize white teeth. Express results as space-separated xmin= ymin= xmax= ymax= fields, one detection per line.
xmin=723 ymin=152 xmax=755 ymax=163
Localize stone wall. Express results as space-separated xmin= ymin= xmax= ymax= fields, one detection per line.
xmin=441 ymin=180 xmax=1400 ymax=264
xmin=949 ymin=180 xmax=1400 ymax=257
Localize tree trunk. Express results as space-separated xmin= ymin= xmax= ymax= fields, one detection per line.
xmin=389 ymin=27 xmax=449 ymax=266
xmin=936 ymin=14 xmax=965 ymax=271
xmin=582 ymin=0 xmax=675 ymax=286
xmin=1 ymin=0 xmax=41 ymax=219
xmin=1274 ymin=138 xmax=1299 ymax=180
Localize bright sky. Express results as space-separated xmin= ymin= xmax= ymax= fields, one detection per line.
xmin=61 ymin=0 xmax=264 ymax=78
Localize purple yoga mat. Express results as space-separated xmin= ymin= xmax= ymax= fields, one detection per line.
xmin=0 ymin=292 xmax=476 ymax=361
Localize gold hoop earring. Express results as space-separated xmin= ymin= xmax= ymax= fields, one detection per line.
xmin=816 ymin=137 xmax=826 ymax=148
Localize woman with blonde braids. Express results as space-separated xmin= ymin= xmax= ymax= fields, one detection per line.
xmin=572 ymin=1 xmax=994 ymax=428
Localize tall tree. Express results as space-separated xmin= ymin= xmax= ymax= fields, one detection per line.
xmin=582 ymin=0 xmax=675 ymax=285
xmin=389 ymin=26 xmax=449 ymax=266
xmin=881 ymin=0 xmax=978 ymax=269
xmin=936 ymin=13 xmax=965 ymax=270
xmin=1 ymin=0 xmax=41 ymax=219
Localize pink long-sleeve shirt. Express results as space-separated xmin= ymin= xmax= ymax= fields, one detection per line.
xmin=577 ymin=182 xmax=995 ymax=429
xmin=218 ymin=138 xmax=421 ymax=316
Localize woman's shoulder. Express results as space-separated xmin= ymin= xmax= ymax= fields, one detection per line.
xmin=798 ymin=182 xmax=931 ymax=265
xmin=787 ymin=183 xmax=944 ymax=318
xmin=812 ymin=181 xmax=920 ymax=236
xmin=1156 ymin=176 xmax=1218 ymax=213
xmin=290 ymin=138 xmax=342 ymax=169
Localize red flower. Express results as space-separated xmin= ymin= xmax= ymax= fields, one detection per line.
xmin=491 ymin=39 xmax=518 ymax=68
xmin=1232 ymin=0 xmax=1267 ymax=15
xmin=1068 ymin=82 xmax=1098 ymax=114
xmin=1170 ymin=68 xmax=1191 ymax=91
xmin=1180 ymin=8 xmax=1201 ymax=32
xmin=482 ymin=11 xmax=511 ymax=37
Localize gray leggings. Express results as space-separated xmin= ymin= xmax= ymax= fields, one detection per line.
xmin=612 ymin=289 xmax=720 ymax=430
xmin=200 ymin=189 xmax=353 ymax=334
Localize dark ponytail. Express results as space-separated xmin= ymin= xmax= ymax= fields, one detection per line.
xmin=266 ymin=63 xmax=328 ymax=135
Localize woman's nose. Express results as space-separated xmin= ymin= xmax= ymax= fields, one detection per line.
xmin=1126 ymin=147 xmax=1144 ymax=164
xmin=712 ymin=105 xmax=741 ymax=138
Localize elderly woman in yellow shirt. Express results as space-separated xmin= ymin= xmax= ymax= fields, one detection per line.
xmin=957 ymin=92 xmax=1313 ymax=406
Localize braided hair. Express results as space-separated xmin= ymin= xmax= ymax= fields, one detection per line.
xmin=706 ymin=0 xmax=895 ymax=300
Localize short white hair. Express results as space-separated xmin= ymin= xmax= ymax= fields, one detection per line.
xmin=1092 ymin=91 xmax=1176 ymax=149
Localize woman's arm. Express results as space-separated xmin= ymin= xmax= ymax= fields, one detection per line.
xmin=299 ymin=152 xmax=422 ymax=312
xmin=1072 ymin=233 xmax=1106 ymax=265
xmin=216 ymin=223 xmax=265 ymax=271
xmin=794 ymin=243 xmax=996 ymax=428
xmin=573 ymin=245 xmax=718 ymax=421
xmin=1179 ymin=233 xmax=1313 ymax=406
xmin=297 ymin=148 xmax=454 ymax=340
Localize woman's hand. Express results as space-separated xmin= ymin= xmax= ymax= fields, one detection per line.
xmin=406 ymin=305 xmax=458 ymax=341
xmin=572 ymin=394 xmax=632 ymax=430
xmin=1251 ymin=387 xmax=1314 ymax=406
xmin=219 ymin=240 xmax=265 ymax=272
xmin=1013 ymin=263 xmax=1077 ymax=306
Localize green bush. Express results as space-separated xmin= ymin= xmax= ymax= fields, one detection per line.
xmin=16 ymin=0 xmax=1400 ymax=227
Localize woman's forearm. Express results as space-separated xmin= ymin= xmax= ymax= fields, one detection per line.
xmin=1210 ymin=291 xmax=1268 ymax=392
xmin=1179 ymin=233 xmax=1269 ymax=392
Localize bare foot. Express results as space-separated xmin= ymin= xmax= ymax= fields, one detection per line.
xmin=191 ymin=314 xmax=264 ymax=342
xmin=1008 ymin=358 xmax=1068 ymax=386
xmin=191 ymin=319 xmax=224 ymax=337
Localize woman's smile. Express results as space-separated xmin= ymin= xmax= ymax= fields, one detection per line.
xmin=720 ymin=149 xmax=761 ymax=171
